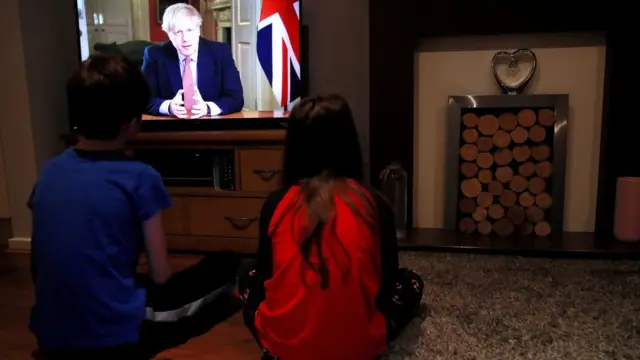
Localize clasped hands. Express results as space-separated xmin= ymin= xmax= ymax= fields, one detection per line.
xmin=169 ymin=88 xmax=208 ymax=119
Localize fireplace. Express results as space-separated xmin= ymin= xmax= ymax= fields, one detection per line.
xmin=445 ymin=95 xmax=568 ymax=238
xmin=369 ymin=2 xmax=640 ymax=257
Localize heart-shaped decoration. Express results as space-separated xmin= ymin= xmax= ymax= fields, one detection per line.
xmin=491 ymin=49 xmax=537 ymax=95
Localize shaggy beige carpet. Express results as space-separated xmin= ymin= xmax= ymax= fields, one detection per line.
xmin=383 ymin=252 xmax=640 ymax=360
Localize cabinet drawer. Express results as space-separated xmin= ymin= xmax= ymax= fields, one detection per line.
xmin=239 ymin=149 xmax=283 ymax=192
xmin=187 ymin=197 xmax=264 ymax=238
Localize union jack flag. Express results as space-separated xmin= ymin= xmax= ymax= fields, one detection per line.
xmin=257 ymin=0 xmax=302 ymax=109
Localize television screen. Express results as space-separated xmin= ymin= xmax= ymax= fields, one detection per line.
xmin=74 ymin=0 xmax=303 ymax=119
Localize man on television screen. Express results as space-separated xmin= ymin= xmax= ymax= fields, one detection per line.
xmin=142 ymin=3 xmax=244 ymax=118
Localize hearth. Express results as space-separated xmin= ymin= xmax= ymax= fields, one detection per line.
xmin=445 ymin=95 xmax=569 ymax=238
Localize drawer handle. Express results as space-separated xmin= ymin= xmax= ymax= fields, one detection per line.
xmin=224 ymin=216 xmax=258 ymax=229
xmin=253 ymin=169 xmax=281 ymax=182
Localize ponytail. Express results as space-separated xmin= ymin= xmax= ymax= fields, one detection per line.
xmin=297 ymin=174 xmax=335 ymax=289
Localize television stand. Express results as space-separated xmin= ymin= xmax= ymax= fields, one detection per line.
xmin=128 ymin=111 xmax=288 ymax=254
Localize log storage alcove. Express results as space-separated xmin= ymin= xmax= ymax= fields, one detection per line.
xmin=446 ymin=95 xmax=568 ymax=238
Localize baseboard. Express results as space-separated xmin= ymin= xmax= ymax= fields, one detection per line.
xmin=7 ymin=237 xmax=31 ymax=252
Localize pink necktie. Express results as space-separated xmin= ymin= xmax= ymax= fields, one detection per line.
xmin=183 ymin=56 xmax=194 ymax=116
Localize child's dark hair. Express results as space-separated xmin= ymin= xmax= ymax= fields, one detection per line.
xmin=67 ymin=53 xmax=151 ymax=140
xmin=274 ymin=94 xmax=377 ymax=289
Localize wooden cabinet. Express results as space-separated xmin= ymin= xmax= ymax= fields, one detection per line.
xmin=187 ymin=196 xmax=263 ymax=238
xmin=128 ymin=127 xmax=286 ymax=254
xmin=239 ymin=149 xmax=283 ymax=192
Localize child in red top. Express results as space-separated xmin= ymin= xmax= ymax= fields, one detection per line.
xmin=238 ymin=94 xmax=424 ymax=360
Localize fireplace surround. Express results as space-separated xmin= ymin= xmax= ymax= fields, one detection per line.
xmin=368 ymin=3 xmax=638 ymax=256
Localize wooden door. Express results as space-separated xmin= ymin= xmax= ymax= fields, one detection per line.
xmin=99 ymin=0 xmax=133 ymax=43
xmin=84 ymin=0 xmax=101 ymax=53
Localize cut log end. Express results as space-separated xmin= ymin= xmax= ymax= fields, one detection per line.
xmin=478 ymin=115 xmax=500 ymax=135
xmin=528 ymin=177 xmax=547 ymax=195
xmin=493 ymin=148 xmax=513 ymax=166
xmin=477 ymin=192 xmax=493 ymax=208
xmin=460 ymin=143 xmax=479 ymax=161
xmin=472 ymin=207 xmax=488 ymax=222
xmin=462 ymin=113 xmax=479 ymax=128
xmin=499 ymin=189 xmax=517 ymax=207
xmin=526 ymin=205 xmax=545 ymax=223
xmin=478 ymin=169 xmax=493 ymax=184
xmin=488 ymin=204 xmax=505 ymax=220
xmin=534 ymin=221 xmax=552 ymax=236
xmin=518 ymin=162 xmax=536 ymax=177
xmin=493 ymin=130 xmax=512 ymax=148
xmin=459 ymin=217 xmax=476 ymax=234
xmin=538 ymin=109 xmax=556 ymax=127
xmin=536 ymin=161 xmax=552 ymax=178
xmin=461 ymin=178 xmax=482 ymax=198
xmin=518 ymin=109 xmax=537 ymax=127
xmin=509 ymin=175 xmax=528 ymax=193
xmin=477 ymin=220 xmax=492 ymax=235
xmin=535 ymin=192 xmax=553 ymax=209
xmin=499 ymin=112 xmax=518 ymax=131
xmin=460 ymin=162 xmax=479 ymax=178
xmin=512 ymin=145 xmax=531 ymax=162
xmin=520 ymin=222 xmax=534 ymax=236
xmin=494 ymin=218 xmax=515 ymax=236
xmin=507 ymin=206 xmax=526 ymax=225
xmin=476 ymin=152 xmax=494 ymax=169
xmin=462 ymin=128 xmax=479 ymax=143
xmin=511 ymin=126 xmax=529 ymax=144
xmin=529 ymin=125 xmax=547 ymax=143
xmin=495 ymin=166 xmax=514 ymax=184
xmin=532 ymin=144 xmax=551 ymax=161
xmin=519 ymin=192 xmax=535 ymax=207
xmin=476 ymin=136 xmax=494 ymax=152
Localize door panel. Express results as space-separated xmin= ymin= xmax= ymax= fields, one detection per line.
xmin=232 ymin=0 xmax=258 ymax=110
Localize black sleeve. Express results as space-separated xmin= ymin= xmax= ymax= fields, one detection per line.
xmin=255 ymin=188 xmax=288 ymax=286
xmin=369 ymin=187 xmax=400 ymax=316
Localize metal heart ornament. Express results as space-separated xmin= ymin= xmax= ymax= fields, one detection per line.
xmin=491 ymin=49 xmax=537 ymax=95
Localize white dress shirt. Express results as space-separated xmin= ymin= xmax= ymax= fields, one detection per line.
xmin=159 ymin=49 xmax=222 ymax=116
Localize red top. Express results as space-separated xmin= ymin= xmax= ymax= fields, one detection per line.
xmin=255 ymin=182 xmax=387 ymax=360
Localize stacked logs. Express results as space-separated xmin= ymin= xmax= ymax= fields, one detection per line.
xmin=457 ymin=108 xmax=556 ymax=237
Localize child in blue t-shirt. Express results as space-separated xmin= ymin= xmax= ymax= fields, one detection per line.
xmin=29 ymin=53 xmax=239 ymax=360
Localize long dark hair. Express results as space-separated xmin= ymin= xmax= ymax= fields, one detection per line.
xmin=274 ymin=94 xmax=377 ymax=289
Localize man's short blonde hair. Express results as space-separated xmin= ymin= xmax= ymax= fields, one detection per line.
xmin=161 ymin=3 xmax=202 ymax=33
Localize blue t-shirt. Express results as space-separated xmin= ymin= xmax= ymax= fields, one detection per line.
xmin=28 ymin=148 xmax=172 ymax=349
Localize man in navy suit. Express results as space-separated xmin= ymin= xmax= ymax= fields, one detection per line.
xmin=142 ymin=3 xmax=244 ymax=118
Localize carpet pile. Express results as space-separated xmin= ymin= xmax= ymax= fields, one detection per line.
xmin=383 ymin=252 xmax=640 ymax=359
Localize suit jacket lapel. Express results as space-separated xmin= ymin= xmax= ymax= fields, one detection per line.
xmin=196 ymin=38 xmax=213 ymax=98
xmin=163 ymin=44 xmax=182 ymax=93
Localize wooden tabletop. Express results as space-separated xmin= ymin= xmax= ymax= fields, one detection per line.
xmin=142 ymin=110 xmax=290 ymax=121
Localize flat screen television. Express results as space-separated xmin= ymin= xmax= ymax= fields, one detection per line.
xmin=73 ymin=0 xmax=306 ymax=130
